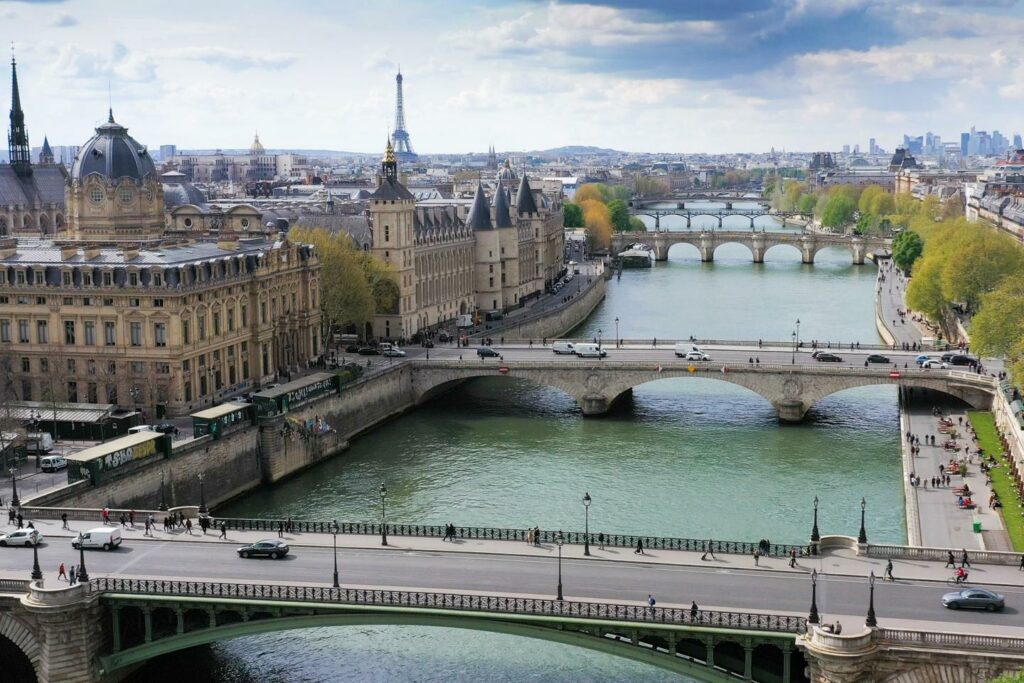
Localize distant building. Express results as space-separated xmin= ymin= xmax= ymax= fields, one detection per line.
xmin=888 ymin=148 xmax=920 ymax=173
xmin=158 ymin=145 xmax=177 ymax=162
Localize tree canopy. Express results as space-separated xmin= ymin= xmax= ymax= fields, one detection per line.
xmin=821 ymin=194 xmax=856 ymax=230
xmin=563 ymin=202 xmax=584 ymax=228
xmin=891 ymin=230 xmax=923 ymax=272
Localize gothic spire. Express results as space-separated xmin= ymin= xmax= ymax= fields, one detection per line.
xmin=8 ymin=53 xmax=32 ymax=176
xmin=40 ymin=134 xmax=53 ymax=164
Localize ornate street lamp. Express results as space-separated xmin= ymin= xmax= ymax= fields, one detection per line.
xmin=330 ymin=520 xmax=340 ymax=588
xmin=858 ymin=497 xmax=868 ymax=544
xmin=791 ymin=330 xmax=797 ymax=365
xmin=796 ymin=318 xmax=801 ymax=348
xmin=197 ymin=472 xmax=207 ymax=515
xmin=31 ymin=536 xmax=42 ymax=581
xmin=379 ymin=482 xmax=388 ymax=546
xmin=597 ymin=329 xmax=603 ymax=351
xmin=9 ymin=467 xmax=19 ymax=507
xmin=810 ymin=495 xmax=820 ymax=552
xmin=583 ymin=492 xmax=592 ymax=557
xmin=809 ymin=569 xmax=820 ymax=624
xmin=556 ymin=530 xmax=565 ymax=601
xmin=158 ymin=471 xmax=168 ymax=512
xmin=614 ymin=317 xmax=620 ymax=348
xmin=866 ymin=571 xmax=878 ymax=627
xmin=77 ymin=533 xmax=90 ymax=582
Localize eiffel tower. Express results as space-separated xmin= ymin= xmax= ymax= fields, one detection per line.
xmin=390 ymin=69 xmax=418 ymax=163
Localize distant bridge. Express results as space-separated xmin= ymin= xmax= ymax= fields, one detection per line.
xmin=630 ymin=207 xmax=808 ymax=229
xmin=611 ymin=230 xmax=891 ymax=264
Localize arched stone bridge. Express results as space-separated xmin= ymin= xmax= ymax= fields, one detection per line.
xmin=610 ymin=230 xmax=892 ymax=264
xmin=630 ymin=208 xmax=806 ymax=229
xmin=411 ymin=360 xmax=996 ymax=422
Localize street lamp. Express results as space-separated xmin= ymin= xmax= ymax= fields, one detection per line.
xmin=330 ymin=520 xmax=340 ymax=588
xmin=809 ymin=569 xmax=820 ymax=624
xmin=791 ymin=330 xmax=797 ymax=365
xmin=379 ymin=482 xmax=388 ymax=546
xmin=158 ymin=471 xmax=168 ymax=512
xmin=197 ymin=472 xmax=207 ymax=515
xmin=858 ymin=497 xmax=868 ymax=544
xmin=556 ymin=530 xmax=565 ymax=601
xmin=614 ymin=317 xmax=620 ymax=348
xmin=9 ymin=467 xmax=19 ymax=507
xmin=866 ymin=571 xmax=878 ymax=627
xmin=597 ymin=329 xmax=602 ymax=351
xmin=796 ymin=318 xmax=801 ymax=348
xmin=31 ymin=537 xmax=42 ymax=581
xmin=583 ymin=492 xmax=592 ymax=556
xmin=810 ymin=495 xmax=820 ymax=553
xmin=76 ymin=533 xmax=89 ymax=582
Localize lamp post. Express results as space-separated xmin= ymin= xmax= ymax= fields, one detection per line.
xmin=9 ymin=467 xmax=19 ymax=507
xmin=158 ymin=471 xmax=167 ymax=512
xmin=796 ymin=318 xmax=801 ymax=349
xmin=811 ymin=495 xmax=820 ymax=553
xmin=556 ymin=530 xmax=565 ymax=601
xmin=809 ymin=569 xmax=820 ymax=624
xmin=858 ymin=497 xmax=868 ymax=544
xmin=197 ymin=472 xmax=207 ymax=515
xmin=31 ymin=537 xmax=42 ymax=581
xmin=379 ymin=482 xmax=388 ymax=546
xmin=76 ymin=533 xmax=89 ymax=582
xmin=330 ymin=520 xmax=340 ymax=588
xmin=791 ymin=330 xmax=797 ymax=365
xmin=597 ymin=329 xmax=602 ymax=352
xmin=614 ymin=317 xmax=620 ymax=348
xmin=583 ymin=492 xmax=592 ymax=556
xmin=866 ymin=571 xmax=878 ymax=627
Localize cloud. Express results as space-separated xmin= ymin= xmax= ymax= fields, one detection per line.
xmin=50 ymin=11 xmax=75 ymax=26
xmin=168 ymin=47 xmax=295 ymax=71
xmin=50 ymin=42 xmax=157 ymax=83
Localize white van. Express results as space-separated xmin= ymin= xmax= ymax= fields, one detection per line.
xmin=25 ymin=432 xmax=54 ymax=454
xmin=574 ymin=343 xmax=607 ymax=358
xmin=552 ymin=341 xmax=575 ymax=355
xmin=72 ymin=527 xmax=123 ymax=551
xmin=674 ymin=343 xmax=709 ymax=360
xmin=40 ymin=455 xmax=67 ymax=472
xmin=128 ymin=425 xmax=156 ymax=434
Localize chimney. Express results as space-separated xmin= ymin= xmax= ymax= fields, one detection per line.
xmin=84 ymin=245 xmax=102 ymax=261
xmin=60 ymin=244 xmax=79 ymax=261
xmin=122 ymin=244 xmax=140 ymax=261
xmin=0 ymin=238 xmax=17 ymax=259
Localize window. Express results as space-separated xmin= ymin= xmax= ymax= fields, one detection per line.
xmin=40 ymin=358 xmax=48 ymax=373
xmin=198 ymin=315 xmax=206 ymax=341
xmin=182 ymin=320 xmax=190 ymax=344
xmin=119 ymin=187 xmax=133 ymax=203
xmin=241 ymin=304 xmax=247 ymax=326
xmin=83 ymin=273 xmax=92 ymax=286
xmin=260 ymin=302 xmax=267 ymax=324
xmin=21 ymin=357 xmax=30 ymax=372
xmin=156 ymin=363 xmax=170 ymax=375
xmin=154 ymin=322 xmax=166 ymax=347
xmin=153 ymin=272 xmax=163 ymax=286
xmin=66 ymin=381 xmax=77 ymax=403
xmin=34 ymin=272 xmax=44 ymax=285
xmin=0 ymin=320 xmax=8 ymax=343
xmin=64 ymin=320 xmax=75 ymax=345
xmin=129 ymin=298 xmax=140 ymax=307
xmin=66 ymin=358 xmax=75 ymax=373
xmin=104 ymin=321 xmax=116 ymax=346
xmin=385 ymin=226 xmax=390 ymax=242
xmin=131 ymin=361 xmax=145 ymax=374
xmin=129 ymin=273 xmax=138 ymax=286
xmin=36 ymin=320 xmax=48 ymax=344
xmin=184 ymin=382 xmax=192 ymax=402
xmin=16 ymin=296 xmax=28 ymax=305
xmin=87 ymin=360 xmax=96 ymax=375
xmin=182 ymin=358 xmax=190 ymax=373
xmin=154 ymin=298 xmax=164 ymax=308
xmin=87 ymin=383 xmax=98 ymax=403
xmin=213 ymin=312 xmax=220 ymax=336
xmin=227 ymin=308 xmax=234 ymax=332
xmin=18 ymin=320 xmax=28 ymax=343
xmin=489 ymin=264 xmax=494 ymax=273
xmin=84 ymin=321 xmax=96 ymax=346
xmin=90 ymin=188 xmax=103 ymax=203
xmin=489 ymin=277 xmax=494 ymax=287
xmin=82 ymin=297 xmax=92 ymax=306
xmin=62 ymin=273 xmax=72 ymax=286
xmin=36 ymin=296 xmax=45 ymax=305
xmin=21 ymin=380 xmax=31 ymax=401
xmin=130 ymin=322 xmax=142 ymax=346
xmin=107 ymin=361 xmax=116 ymax=375
xmin=102 ymin=272 xmax=112 ymax=286
xmin=63 ymin=296 xmax=73 ymax=305
xmin=15 ymin=271 xmax=25 ymax=285
xmin=103 ymin=298 xmax=113 ymax=306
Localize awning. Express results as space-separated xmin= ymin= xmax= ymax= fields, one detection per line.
xmin=8 ymin=400 xmax=116 ymax=424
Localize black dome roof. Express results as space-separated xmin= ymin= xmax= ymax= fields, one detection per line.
xmin=72 ymin=110 xmax=156 ymax=184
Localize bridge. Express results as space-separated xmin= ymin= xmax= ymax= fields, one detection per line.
xmin=610 ymin=230 xmax=891 ymax=264
xmin=630 ymin=208 xmax=808 ymax=230
xmin=633 ymin=192 xmax=767 ymax=207
xmin=410 ymin=352 xmax=997 ymax=421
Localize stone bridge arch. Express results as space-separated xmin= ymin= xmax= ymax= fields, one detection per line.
xmin=0 ymin=612 xmax=41 ymax=683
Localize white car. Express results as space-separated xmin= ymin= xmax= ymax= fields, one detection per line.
xmin=685 ymin=351 xmax=711 ymax=361
xmin=0 ymin=529 xmax=43 ymax=547
xmin=921 ymin=360 xmax=948 ymax=369
xmin=383 ymin=348 xmax=407 ymax=358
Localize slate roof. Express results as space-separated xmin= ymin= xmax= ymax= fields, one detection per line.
xmin=0 ymin=165 xmax=67 ymax=207
xmin=369 ymin=176 xmax=415 ymax=201
xmin=71 ymin=111 xmax=157 ymax=184
xmin=465 ymin=182 xmax=493 ymax=231
xmin=516 ymin=174 xmax=538 ymax=215
xmin=0 ymin=237 xmax=281 ymax=267
xmin=493 ymin=180 xmax=513 ymax=228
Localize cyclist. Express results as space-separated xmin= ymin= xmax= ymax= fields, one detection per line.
xmin=955 ymin=566 xmax=969 ymax=584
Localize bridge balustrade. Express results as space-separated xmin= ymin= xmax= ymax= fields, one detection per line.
xmin=211 ymin=518 xmax=811 ymax=558
xmin=865 ymin=543 xmax=1023 ymax=566
xmin=875 ymin=629 xmax=1024 ymax=653
xmin=93 ymin=577 xmax=807 ymax=634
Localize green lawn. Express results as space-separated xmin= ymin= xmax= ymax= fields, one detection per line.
xmin=968 ymin=411 xmax=1024 ymax=552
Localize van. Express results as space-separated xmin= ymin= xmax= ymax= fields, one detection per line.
xmin=673 ymin=343 xmax=704 ymax=358
xmin=72 ymin=527 xmax=122 ymax=551
xmin=552 ymin=341 xmax=575 ymax=355
xmin=40 ymin=455 xmax=67 ymax=472
xmin=456 ymin=314 xmax=474 ymax=328
xmin=128 ymin=425 xmax=156 ymax=434
xmin=574 ymin=342 xmax=607 ymax=358
xmin=25 ymin=432 xmax=54 ymax=454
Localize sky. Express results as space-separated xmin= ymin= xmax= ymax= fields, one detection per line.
xmin=4 ymin=0 xmax=1024 ymax=154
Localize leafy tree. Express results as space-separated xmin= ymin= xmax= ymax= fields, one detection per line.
xmin=608 ymin=199 xmax=631 ymax=233
xmin=797 ymin=193 xmax=817 ymax=214
xmin=989 ymin=670 xmax=1024 ymax=683
xmin=608 ymin=185 xmax=632 ymax=202
xmin=891 ymin=230 xmax=923 ymax=272
xmin=627 ymin=217 xmax=647 ymax=232
xmin=563 ymin=202 xmax=584 ymax=228
xmin=940 ymin=229 xmax=1024 ymax=310
xmin=580 ymin=199 xmax=613 ymax=249
xmin=972 ymin=275 xmax=1024 ymax=359
xmin=859 ymin=185 xmax=896 ymax=217
xmin=634 ymin=175 xmax=669 ymax=197
xmin=906 ymin=252 xmax=949 ymax=323
xmin=575 ymin=184 xmax=606 ymax=204
xmin=821 ymin=194 xmax=856 ymax=231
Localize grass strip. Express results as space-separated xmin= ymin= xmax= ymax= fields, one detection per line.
xmin=968 ymin=411 xmax=1024 ymax=552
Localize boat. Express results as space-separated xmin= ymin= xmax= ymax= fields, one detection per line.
xmin=618 ymin=243 xmax=654 ymax=268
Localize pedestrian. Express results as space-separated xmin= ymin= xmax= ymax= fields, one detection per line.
xmin=635 ymin=538 xmax=645 ymax=555
xmin=706 ymin=539 xmax=717 ymax=560
xmin=1019 ymin=554 xmax=1024 ymax=571
xmin=278 ymin=521 xmax=284 ymax=538
xmin=945 ymin=550 xmax=955 ymax=568
xmin=526 ymin=527 xmax=533 ymax=545
xmin=144 ymin=517 xmax=151 ymax=537
xmin=219 ymin=522 xmax=227 ymax=540
xmin=690 ymin=601 xmax=699 ymax=620
xmin=647 ymin=594 xmax=656 ymax=612
xmin=102 ymin=507 xmax=109 ymax=525
xmin=789 ymin=548 xmax=798 ymax=568
xmin=129 ymin=510 xmax=135 ymax=528
xmin=885 ymin=559 xmax=894 ymax=581
xmin=61 ymin=512 xmax=68 ymax=530
xmin=119 ymin=513 xmax=127 ymax=528
xmin=58 ymin=562 xmax=67 ymax=581
xmin=534 ymin=526 xmax=541 ymax=546
xmin=598 ymin=532 xmax=605 ymax=550
xmin=185 ymin=518 xmax=193 ymax=535
xmin=961 ymin=549 xmax=971 ymax=568
xmin=753 ymin=549 xmax=760 ymax=566
xmin=16 ymin=512 xmax=23 ymax=528
xmin=69 ymin=565 xmax=78 ymax=585
xmin=199 ymin=516 xmax=209 ymax=535
xmin=7 ymin=507 xmax=14 ymax=524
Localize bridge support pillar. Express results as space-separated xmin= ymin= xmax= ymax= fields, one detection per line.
xmin=744 ymin=641 xmax=754 ymax=680
xmin=798 ymin=626 xmax=878 ymax=683
xmin=580 ymin=396 xmax=610 ymax=416
xmin=774 ymin=400 xmax=808 ymax=423
xmin=751 ymin=234 xmax=766 ymax=264
xmin=21 ymin=582 xmax=105 ymax=683
xmin=699 ymin=236 xmax=714 ymax=262
xmin=851 ymin=238 xmax=866 ymax=265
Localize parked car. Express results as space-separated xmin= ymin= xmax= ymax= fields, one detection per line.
xmin=237 ymin=539 xmax=290 ymax=559
xmin=437 ymin=332 xmax=452 ymax=343
xmin=915 ymin=354 xmax=932 ymax=365
xmin=942 ymin=588 xmax=1005 ymax=611
xmin=383 ymin=348 xmax=407 ymax=358
xmin=154 ymin=423 xmax=178 ymax=434
xmin=921 ymin=359 xmax=948 ymax=369
xmin=685 ymin=351 xmax=711 ymax=361
xmin=815 ymin=353 xmax=843 ymax=362
xmin=345 ymin=344 xmax=360 ymax=353
xmin=865 ymin=354 xmax=890 ymax=364
xmin=0 ymin=529 xmax=43 ymax=547
xmin=552 ymin=341 xmax=576 ymax=355
xmin=40 ymin=455 xmax=68 ymax=472
xmin=357 ymin=347 xmax=380 ymax=356
xmin=477 ymin=346 xmax=500 ymax=358
xmin=71 ymin=527 xmax=121 ymax=551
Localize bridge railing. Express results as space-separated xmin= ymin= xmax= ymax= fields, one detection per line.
xmin=875 ymin=628 xmax=1024 ymax=653
xmin=0 ymin=578 xmax=31 ymax=594
xmin=864 ymin=544 xmax=1022 ymax=566
xmin=500 ymin=337 xmax=951 ymax=353
xmin=209 ymin=518 xmax=810 ymax=558
xmin=92 ymin=577 xmax=807 ymax=634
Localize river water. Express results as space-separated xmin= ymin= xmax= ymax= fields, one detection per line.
xmin=129 ymin=204 xmax=903 ymax=682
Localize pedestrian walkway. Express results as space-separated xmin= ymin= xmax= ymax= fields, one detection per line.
xmin=10 ymin=515 xmax=1024 ymax=588
xmin=876 ymin=261 xmax=925 ymax=347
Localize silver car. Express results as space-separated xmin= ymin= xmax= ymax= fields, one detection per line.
xmin=0 ymin=529 xmax=44 ymax=546
xmin=942 ymin=588 xmax=1005 ymax=611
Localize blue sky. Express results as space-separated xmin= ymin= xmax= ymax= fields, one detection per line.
xmin=4 ymin=0 xmax=1024 ymax=153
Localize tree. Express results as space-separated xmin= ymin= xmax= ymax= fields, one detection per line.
xmin=797 ymin=193 xmax=817 ymax=214
xmin=608 ymin=199 xmax=631 ymax=233
xmin=989 ymin=671 xmax=1024 ymax=683
xmin=627 ymin=217 xmax=647 ymax=232
xmin=891 ymin=230 xmax=923 ymax=272
xmin=906 ymin=253 xmax=949 ymax=323
xmin=940 ymin=229 xmax=1024 ymax=310
xmin=607 ymin=185 xmax=632 ymax=202
xmin=634 ymin=175 xmax=669 ymax=197
xmin=858 ymin=185 xmax=895 ymax=218
xmin=580 ymin=199 xmax=613 ymax=249
xmin=971 ymin=275 xmax=1024 ymax=359
xmin=574 ymin=184 xmax=606 ymax=204
xmin=563 ymin=202 xmax=584 ymax=228
xmin=821 ymin=194 xmax=856 ymax=231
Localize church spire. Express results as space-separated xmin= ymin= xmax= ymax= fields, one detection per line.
xmin=8 ymin=52 xmax=32 ymax=176
xmin=39 ymin=134 xmax=53 ymax=164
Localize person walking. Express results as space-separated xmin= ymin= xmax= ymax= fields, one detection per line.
xmin=647 ymin=594 xmax=656 ymax=614
xmin=945 ymin=550 xmax=956 ymax=568
xmin=598 ymin=532 xmax=605 ymax=550
xmin=789 ymin=548 xmax=798 ymax=568
xmin=704 ymin=539 xmax=717 ymax=561
xmin=885 ymin=559 xmax=894 ymax=581
xmin=635 ymin=538 xmax=645 ymax=555
xmin=68 ymin=565 xmax=76 ymax=586
xmin=753 ymin=549 xmax=760 ymax=567
xmin=61 ymin=512 xmax=68 ymax=530
xmin=278 ymin=521 xmax=284 ymax=538
xmin=534 ymin=526 xmax=541 ymax=546
xmin=16 ymin=512 xmax=23 ymax=529
xmin=58 ymin=562 xmax=67 ymax=581
xmin=526 ymin=527 xmax=533 ymax=545
xmin=144 ymin=517 xmax=151 ymax=537
xmin=185 ymin=518 xmax=193 ymax=535
xmin=129 ymin=510 xmax=135 ymax=528
xmin=690 ymin=601 xmax=699 ymax=620
xmin=219 ymin=522 xmax=228 ymax=540
xmin=1019 ymin=554 xmax=1024 ymax=571
xmin=961 ymin=549 xmax=971 ymax=568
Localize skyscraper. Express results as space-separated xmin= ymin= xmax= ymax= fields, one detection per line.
xmin=961 ymin=132 xmax=970 ymax=157
xmin=1014 ymin=134 xmax=1023 ymax=151
xmin=869 ymin=138 xmax=877 ymax=155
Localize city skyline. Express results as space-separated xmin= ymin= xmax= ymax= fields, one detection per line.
xmin=5 ymin=0 xmax=1024 ymax=155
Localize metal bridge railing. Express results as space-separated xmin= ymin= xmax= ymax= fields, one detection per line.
xmin=93 ymin=577 xmax=807 ymax=634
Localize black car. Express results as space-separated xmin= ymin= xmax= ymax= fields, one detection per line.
xmin=815 ymin=353 xmax=843 ymax=362
xmin=154 ymin=423 xmax=178 ymax=434
xmin=477 ymin=346 xmax=500 ymax=358
xmin=865 ymin=354 xmax=890 ymax=364
xmin=237 ymin=539 xmax=290 ymax=559
xmin=421 ymin=340 xmax=435 ymax=348
xmin=345 ymin=344 xmax=360 ymax=353
xmin=357 ymin=347 xmax=380 ymax=356
xmin=949 ymin=355 xmax=978 ymax=367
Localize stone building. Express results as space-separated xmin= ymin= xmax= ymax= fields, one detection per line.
xmin=368 ymin=143 xmax=564 ymax=340
xmin=174 ymin=134 xmax=306 ymax=183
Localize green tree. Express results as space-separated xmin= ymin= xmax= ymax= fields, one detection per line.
xmin=821 ymin=194 xmax=856 ymax=231
xmin=940 ymin=229 xmax=1024 ymax=310
xmin=627 ymin=217 xmax=647 ymax=232
xmin=608 ymin=185 xmax=632 ymax=202
xmin=971 ymin=275 xmax=1024 ymax=359
xmin=797 ymin=193 xmax=817 ymax=214
xmin=891 ymin=230 xmax=923 ymax=272
xmin=989 ymin=671 xmax=1024 ymax=683
xmin=608 ymin=199 xmax=631 ymax=233
xmin=564 ymin=202 xmax=584 ymax=228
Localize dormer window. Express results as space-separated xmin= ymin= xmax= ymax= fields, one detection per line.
xmin=119 ymin=188 xmax=134 ymax=203
xmin=90 ymin=188 xmax=104 ymax=203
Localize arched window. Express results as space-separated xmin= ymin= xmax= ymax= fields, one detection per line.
xmin=90 ymin=188 xmax=104 ymax=203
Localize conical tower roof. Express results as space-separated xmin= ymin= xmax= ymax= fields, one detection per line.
xmin=466 ymin=182 xmax=493 ymax=231
xmin=493 ymin=178 xmax=513 ymax=228
xmin=516 ymin=174 xmax=538 ymax=215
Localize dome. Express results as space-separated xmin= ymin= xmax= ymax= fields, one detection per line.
xmin=161 ymin=173 xmax=208 ymax=208
xmin=71 ymin=110 xmax=157 ymax=185
xmin=250 ymin=132 xmax=265 ymax=155
xmin=496 ymin=158 xmax=517 ymax=185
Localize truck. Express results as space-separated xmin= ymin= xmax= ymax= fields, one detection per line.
xmin=25 ymin=432 xmax=54 ymax=454
xmin=456 ymin=314 xmax=474 ymax=328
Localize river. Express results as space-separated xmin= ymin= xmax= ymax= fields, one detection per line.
xmin=129 ymin=205 xmax=902 ymax=682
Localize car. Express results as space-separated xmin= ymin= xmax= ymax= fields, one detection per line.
xmin=421 ymin=340 xmax=435 ymax=348
xmin=940 ymin=353 xmax=956 ymax=363
xmin=815 ymin=353 xmax=843 ymax=362
xmin=154 ymin=422 xmax=178 ymax=434
xmin=921 ymin=359 xmax=948 ymax=369
xmin=0 ymin=529 xmax=43 ymax=547
xmin=915 ymin=354 xmax=932 ymax=365
xmin=345 ymin=344 xmax=360 ymax=353
xmin=865 ymin=354 xmax=890 ymax=364
xmin=357 ymin=347 xmax=380 ymax=356
xmin=383 ymin=348 xmax=407 ymax=358
xmin=438 ymin=332 xmax=452 ymax=343
xmin=237 ymin=539 xmax=290 ymax=559
xmin=685 ymin=351 xmax=711 ymax=361
xmin=942 ymin=588 xmax=1005 ymax=611
xmin=949 ymin=355 xmax=978 ymax=367
xmin=477 ymin=346 xmax=500 ymax=358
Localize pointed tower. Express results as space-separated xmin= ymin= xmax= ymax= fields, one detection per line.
xmin=369 ymin=138 xmax=417 ymax=339
xmin=390 ymin=70 xmax=418 ymax=163
xmin=39 ymin=135 xmax=53 ymax=164
xmin=8 ymin=55 xmax=32 ymax=177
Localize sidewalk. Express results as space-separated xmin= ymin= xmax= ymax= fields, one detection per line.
xmin=876 ymin=262 xmax=925 ymax=347
xmin=11 ymin=516 xmax=1024 ymax=588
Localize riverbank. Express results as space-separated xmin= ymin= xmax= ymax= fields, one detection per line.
xmin=971 ymin=411 xmax=1024 ymax=551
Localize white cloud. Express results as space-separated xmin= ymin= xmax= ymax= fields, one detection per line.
xmin=49 ymin=42 xmax=157 ymax=83
xmin=51 ymin=12 xmax=76 ymax=27
xmin=167 ymin=47 xmax=295 ymax=71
